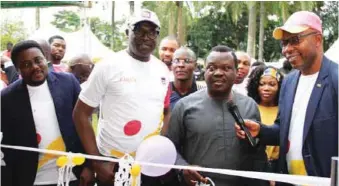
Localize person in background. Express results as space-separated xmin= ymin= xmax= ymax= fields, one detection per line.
xmin=3 ymin=42 xmax=13 ymax=58
xmin=49 ymin=35 xmax=68 ymax=72
xmin=35 ymin=39 xmax=55 ymax=72
xmin=279 ymin=59 xmax=293 ymax=76
xmin=1 ymin=40 xmax=94 ymax=186
xmin=233 ymin=51 xmax=251 ymax=95
xmin=67 ymin=54 xmax=94 ymax=88
xmin=236 ymin=11 xmax=338 ymax=184
xmin=247 ymin=66 xmax=284 ymax=186
xmin=159 ymin=35 xmax=180 ymax=81
xmin=250 ymin=61 xmax=266 ymax=72
xmin=169 ymin=46 xmax=200 ymax=110
xmin=166 ymin=45 xmax=267 ymax=186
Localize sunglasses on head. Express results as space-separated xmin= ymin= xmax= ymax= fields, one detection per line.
xmin=280 ymin=32 xmax=319 ymax=48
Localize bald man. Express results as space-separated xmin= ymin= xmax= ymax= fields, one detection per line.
xmin=233 ymin=51 xmax=251 ymax=95
xmin=67 ymin=54 xmax=94 ymax=85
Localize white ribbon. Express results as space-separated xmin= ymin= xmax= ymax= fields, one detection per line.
xmin=0 ymin=144 xmax=331 ymax=186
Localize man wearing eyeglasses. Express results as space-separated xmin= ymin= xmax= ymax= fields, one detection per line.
xmin=169 ymin=46 xmax=204 ymax=111
xmin=1 ymin=40 xmax=94 ymax=186
xmin=236 ymin=11 xmax=338 ymax=183
xmin=73 ymin=9 xmax=177 ymax=186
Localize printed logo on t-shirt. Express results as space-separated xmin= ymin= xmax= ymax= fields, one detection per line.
xmin=161 ymin=77 xmax=166 ymax=85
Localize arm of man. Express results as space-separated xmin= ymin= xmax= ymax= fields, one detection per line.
xmin=70 ymin=74 xmax=95 ymax=186
xmin=72 ymin=60 xmax=116 ymax=185
xmin=161 ymin=84 xmax=171 ymax=135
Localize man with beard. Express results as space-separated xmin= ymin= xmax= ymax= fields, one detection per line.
xmin=1 ymin=40 xmax=94 ymax=186
xmin=49 ymin=35 xmax=68 ymax=72
xmin=169 ymin=46 xmax=200 ymax=110
xmin=233 ymin=51 xmax=251 ymax=95
xmin=166 ymin=45 xmax=267 ymax=186
xmin=236 ymin=11 xmax=338 ymax=184
xmin=159 ymin=35 xmax=179 ymax=81
xmin=73 ymin=9 xmax=177 ymax=186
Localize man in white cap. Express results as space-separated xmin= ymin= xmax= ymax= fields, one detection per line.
xmin=236 ymin=11 xmax=338 ymax=183
xmin=73 ymin=9 xmax=177 ymax=186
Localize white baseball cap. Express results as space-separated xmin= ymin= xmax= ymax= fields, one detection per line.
xmin=129 ymin=9 xmax=161 ymax=29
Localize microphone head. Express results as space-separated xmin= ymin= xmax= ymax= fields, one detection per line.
xmin=226 ymin=100 xmax=235 ymax=110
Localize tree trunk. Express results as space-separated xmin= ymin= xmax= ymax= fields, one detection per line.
xmin=176 ymin=1 xmax=184 ymax=45
xmin=258 ymin=1 xmax=265 ymax=61
xmin=111 ymin=1 xmax=115 ymax=50
xmin=168 ymin=10 xmax=175 ymax=35
xmin=35 ymin=8 xmax=40 ymax=30
xmin=246 ymin=2 xmax=257 ymax=58
xmin=129 ymin=1 xmax=135 ymax=15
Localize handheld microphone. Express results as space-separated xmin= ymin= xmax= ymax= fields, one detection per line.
xmin=227 ymin=100 xmax=257 ymax=147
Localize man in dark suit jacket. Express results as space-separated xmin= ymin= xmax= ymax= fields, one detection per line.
xmin=1 ymin=40 xmax=94 ymax=186
xmin=235 ymin=11 xmax=338 ymax=185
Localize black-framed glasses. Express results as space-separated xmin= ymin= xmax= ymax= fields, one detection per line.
xmin=19 ymin=57 xmax=46 ymax=69
xmin=133 ymin=27 xmax=159 ymax=40
xmin=172 ymin=58 xmax=194 ymax=65
xmin=281 ymin=32 xmax=319 ymax=47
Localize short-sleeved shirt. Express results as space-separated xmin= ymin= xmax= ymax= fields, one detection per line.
xmin=79 ymin=50 xmax=170 ymax=157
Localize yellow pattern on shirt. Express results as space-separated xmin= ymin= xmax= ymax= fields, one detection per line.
xmin=38 ymin=136 xmax=66 ymax=169
xmin=289 ymin=160 xmax=307 ymax=175
xmin=258 ymin=105 xmax=279 ymax=160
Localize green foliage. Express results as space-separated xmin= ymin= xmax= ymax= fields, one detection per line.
xmin=315 ymin=1 xmax=338 ymax=51
xmin=51 ymin=10 xmax=81 ymax=32
xmin=1 ymin=20 xmax=27 ymax=50
xmin=187 ymin=4 xmax=248 ymax=59
xmin=50 ymin=10 xmax=127 ymax=52
xmin=89 ymin=17 xmax=126 ymax=51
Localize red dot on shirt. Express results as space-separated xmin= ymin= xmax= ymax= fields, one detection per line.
xmin=37 ymin=133 xmax=41 ymax=144
xmin=286 ymin=140 xmax=290 ymax=153
xmin=123 ymin=120 xmax=142 ymax=136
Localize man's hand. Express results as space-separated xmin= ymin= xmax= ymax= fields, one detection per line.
xmin=235 ymin=119 xmax=260 ymax=139
xmin=182 ymin=167 xmax=208 ymax=186
xmin=79 ymin=167 xmax=95 ymax=186
xmin=92 ymin=161 xmax=116 ymax=185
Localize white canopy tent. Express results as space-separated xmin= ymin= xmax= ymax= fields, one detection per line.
xmin=325 ymin=39 xmax=339 ymax=63
xmin=29 ymin=25 xmax=115 ymax=62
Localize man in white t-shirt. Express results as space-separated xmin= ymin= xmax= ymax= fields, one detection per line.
xmin=159 ymin=35 xmax=180 ymax=81
xmin=236 ymin=11 xmax=338 ymax=185
xmin=1 ymin=40 xmax=94 ymax=186
xmin=73 ymin=9 xmax=177 ymax=186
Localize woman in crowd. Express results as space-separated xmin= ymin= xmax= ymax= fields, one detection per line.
xmin=247 ymin=66 xmax=284 ymax=186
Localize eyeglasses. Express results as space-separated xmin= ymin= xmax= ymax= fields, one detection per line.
xmin=172 ymin=58 xmax=194 ymax=65
xmin=281 ymin=32 xmax=319 ymax=47
xmin=19 ymin=57 xmax=46 ymax=69
xmin=133 ymin=27 xmax=159 ymax=40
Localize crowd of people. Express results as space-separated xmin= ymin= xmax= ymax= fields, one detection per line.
xmin=1 ymin=9 xmax=337 ymax=186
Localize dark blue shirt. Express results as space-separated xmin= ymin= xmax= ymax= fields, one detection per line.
xmin=170 ymin=81 xmax=198 ymax=111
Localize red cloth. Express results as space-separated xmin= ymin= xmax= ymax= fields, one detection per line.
xmin=163 ymin=84 xmax=171 ymax=109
